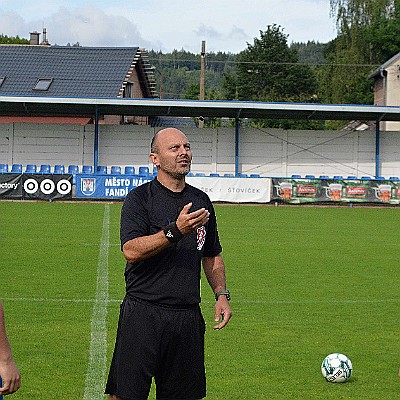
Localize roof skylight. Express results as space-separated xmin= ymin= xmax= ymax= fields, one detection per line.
xmin=33 ymin=78 xmax=53 ymax=91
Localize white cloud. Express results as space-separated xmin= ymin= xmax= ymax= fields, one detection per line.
xmin=0 ymin=11 xmax=28 ymax=38
xmin=0 ymin=0 xmax=336 ymax=52
xmin=47 ymin=7 xmax=150 ymax=47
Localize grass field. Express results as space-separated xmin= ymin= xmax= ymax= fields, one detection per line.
xmin=1 ymin=201 xmax=400 ymax=399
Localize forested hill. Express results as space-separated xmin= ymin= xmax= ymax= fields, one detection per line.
xmin=147 ymin=41 xmax=326 ymax=100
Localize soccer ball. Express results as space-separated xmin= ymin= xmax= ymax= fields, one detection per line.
xmin=321 ymin=353 xmax=352 ymax=383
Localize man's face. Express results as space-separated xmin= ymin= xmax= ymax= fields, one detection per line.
xmin=151 ymin=129 xmax=192 ymax=179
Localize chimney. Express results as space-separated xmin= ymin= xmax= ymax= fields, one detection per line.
xmin=30 ymin=31 xmax=40 ymax=45
xmin=41 ymin=28 xmax=49 ymax=45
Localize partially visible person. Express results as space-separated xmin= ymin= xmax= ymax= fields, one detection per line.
xmin=0 ymin=302 xmax=21 ymax=396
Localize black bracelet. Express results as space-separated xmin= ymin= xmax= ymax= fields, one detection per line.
xmin=163 ymin=222 xmax=184 ymax=243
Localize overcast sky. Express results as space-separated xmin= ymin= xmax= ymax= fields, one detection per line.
xmin=0 ymin=0 xmax=337 ymax=53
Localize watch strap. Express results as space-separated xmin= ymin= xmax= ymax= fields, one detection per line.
xmin=215 ymin=289 xmax=230 ymax=301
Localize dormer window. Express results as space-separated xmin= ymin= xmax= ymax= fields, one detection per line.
xmin=33 ymin=78 xmax=53 ymax=91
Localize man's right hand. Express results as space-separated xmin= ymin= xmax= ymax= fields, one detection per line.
xmin=176 ymin=202 xmax=210 ymax=235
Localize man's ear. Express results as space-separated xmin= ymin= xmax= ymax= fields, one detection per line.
xmin=150 ymin=153 xmax=159 ymax=167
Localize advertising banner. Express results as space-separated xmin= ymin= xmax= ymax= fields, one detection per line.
xmin=75 ymin=175 xmax=152 ymax=199
xmin=272 ymin=177 xmax=400 ymax=205
xmin=75 ymin=175 xmax=271 ymax=202
xmin=186 ymin=176 xmax=271 ymax=203
xmin=22 ymin=174 xmax=73 ymax=200
xmin=0 ymin=174 xmax=23 ymax=199
xmin=0 ymin=174 xmax=72 ymax=200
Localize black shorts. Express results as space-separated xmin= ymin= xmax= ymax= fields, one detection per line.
xmin=105 ymin=296 xmax=206 ymax=399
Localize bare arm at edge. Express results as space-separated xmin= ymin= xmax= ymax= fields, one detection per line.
xmin=0 ymin=303 xmax=21 ymax=395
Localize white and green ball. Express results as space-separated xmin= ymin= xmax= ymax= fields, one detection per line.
xmin=321 ymin=353 xmax=352 ymax=383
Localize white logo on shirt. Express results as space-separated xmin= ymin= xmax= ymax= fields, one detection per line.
xmin=196 ymin=226 xmax=206 ymax=250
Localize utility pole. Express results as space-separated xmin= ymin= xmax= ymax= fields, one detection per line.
xmin=199 ymin=40 xmax=206 ymax=128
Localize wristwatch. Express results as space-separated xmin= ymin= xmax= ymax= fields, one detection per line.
xmin=215 ymin=289 xmax=230 ymax=301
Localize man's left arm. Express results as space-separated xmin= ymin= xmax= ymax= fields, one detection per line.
xmin=202 ymin=255 xmax=232 ymax=330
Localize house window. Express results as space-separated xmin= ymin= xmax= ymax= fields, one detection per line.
xmin=0 ymin=77 xmax=5 ymax=87
xmin=124 ymin=82 xmax=134 ymax=98
xmin=33 ymin=78 xmax=53 ymax=91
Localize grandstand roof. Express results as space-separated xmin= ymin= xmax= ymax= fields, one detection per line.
xmin=1 ymin=95 xmax=400 ymax=122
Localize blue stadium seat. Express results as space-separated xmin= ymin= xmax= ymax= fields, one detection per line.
xmin=291 ymin=174 xmax=301 ymax=179
xmin=238 ymin=173 xmax=248 ymax=178
xmin=39 ymin=164 xmax=51 ymax=174
xmin=375 ymin=176 xmax=385 ymax=180
xmin=82 ymin=165 xmax=93 ymax=174
xmin=68 ymin=165 xmax=79 ymax=175
xmin=333 ymin=175 xmax=344 ymax=180
xmin=139 ymin=166 xmax=150 ymax=176
xmin=305 ymin=175 xmax=315 ymax=179
xmin=195 ymin=173 xmax=205 ymax=177
xmin=250 ymin=174 xmax=261 ymax=178
xmin=111 ymin=166 xmax=121 ymax=174
xmin=347 ymin=175 xmax=357 ymax=180
xmin=96 ymin=165 xmax=107 ymax=174
xmin=54 ymin=165 xmax=65 ymax=174
xmin=11 ymin=164 xmax=22 ymax=173
xmin=319 ymin=175 xmax=329 ymax=179
xmin=224 ymin=173 xmax=234 ymax=177
xmin=0 ymin=163 xmax=8 ymax=173
xmin=389 ymin=176 xmax=399 ymax=181
xmin=361 ymin=176 xmax=371 ymax=180
xmin=25 ymin=164 xmax=37 ymax=173
xmin=210 ymin=173 xmax=220 ymax=177
xmin=124 ymin=166 xmax=135 ymax=175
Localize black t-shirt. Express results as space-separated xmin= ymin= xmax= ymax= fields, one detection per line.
xmin=120 ymin=178 xmax=222 ymax=306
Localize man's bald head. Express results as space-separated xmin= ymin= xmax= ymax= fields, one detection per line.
xmin=151 ymin=128 xmax=188 ymax=153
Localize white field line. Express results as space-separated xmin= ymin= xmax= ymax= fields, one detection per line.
xmin=0 ymin=297 xmax=121 ymax=303
xmin=2 ymin=297 xmax=400 ymax=306
xmin=83 ymin=204 xmax=110 ymax=400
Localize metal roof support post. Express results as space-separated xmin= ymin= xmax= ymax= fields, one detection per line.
xmin=375 ymin=120 xmax=381 ymax=178
xmin=235 ymin=118 xmax=240 ymax=176
xmin=94 ymin=107 xmax=99 ymax=173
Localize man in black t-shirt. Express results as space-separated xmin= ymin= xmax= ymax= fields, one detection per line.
xmin=106 ymin=128 xmax=232 ymax=400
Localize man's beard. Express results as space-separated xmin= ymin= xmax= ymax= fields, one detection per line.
xmin=160 ymin=159 xmax=191 ymax=179
xmin=168 ymin=166 xmax=191 ymax=179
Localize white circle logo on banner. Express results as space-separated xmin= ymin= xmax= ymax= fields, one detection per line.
xmin=41 ymin=179 xmax=55 ymax=195
xmin=57 ymin=179 xmax=72 ymax=195
xmin=24 ymin=178 xmax=39 ymax=194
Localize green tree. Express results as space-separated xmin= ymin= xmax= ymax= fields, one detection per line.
xmin=290 ymin=41 xmax=326 ymax=65
xmin=222 ymin=24 xmax=322 ymax=129
xmin=321 ymin=0 xmax=400 ymax=105
xmin=0 ymin=34 xmax=29 ymax=44
xmin=223 ymin=25 xmax=318 ymax=103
